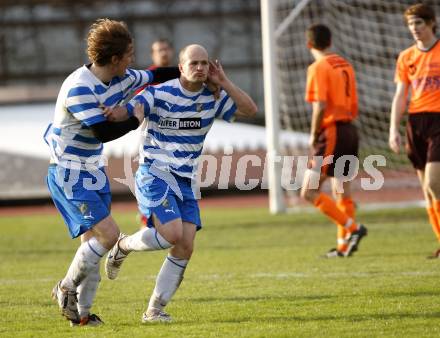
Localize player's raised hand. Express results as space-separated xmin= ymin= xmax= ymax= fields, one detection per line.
xmin=102 ymin=105 xmax=128 ymax=122
xmin=208 ymin=59 xmax=227 ymax=86
xmin=133 ymin=103 xmax=145 ymax=124
xmin=389 ymin=129 xmax=401 ymax=154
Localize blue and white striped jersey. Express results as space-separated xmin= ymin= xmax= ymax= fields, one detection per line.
xmin=127 ymin=78 xmax=237 ymax=179
xmin=44 ymin=65 xmax=153 ymax=169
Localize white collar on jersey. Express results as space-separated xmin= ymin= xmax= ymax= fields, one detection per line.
xmin=177 ymin=78 xmax=206 ymax=97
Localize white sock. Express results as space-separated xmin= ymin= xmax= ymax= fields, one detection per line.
xmin=148 ymin=255 xmax=188 ymax=311
xmin=77 ymin=262 xmax=101 ymax=318
xmin=119 ymin=227 xmax=172 ymax=253
xmin=61 ymin=237 xmax=107 ymax=291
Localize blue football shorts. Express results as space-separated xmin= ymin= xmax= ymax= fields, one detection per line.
xmin=46 ymin=164 xmax=111 ymax=238
xmin=135 ymin=164 xmax=201 ymax=230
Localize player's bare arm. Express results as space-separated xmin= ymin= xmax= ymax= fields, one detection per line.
xmin=389 ymin=82 xmax=408 ymax=154
xmin=309 ymin=101 xmax=326 ymax=147
xmin=208 ymin=60 xmax=257 ymax=118
xmin=132 ymin=103 xmax=145 ymax=124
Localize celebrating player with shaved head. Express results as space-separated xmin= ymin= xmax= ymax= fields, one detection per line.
xmin=104 ymin=44 xmax=257 ymax=322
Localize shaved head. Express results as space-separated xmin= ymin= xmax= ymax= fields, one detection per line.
xmin=178 ymin=44 xmax=210 ymax=87
xmin=179 ymin=44 xmax=208 ymax=64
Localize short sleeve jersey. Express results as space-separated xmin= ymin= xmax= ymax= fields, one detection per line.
xmin=395 ymin=40 xmax=440 ymax=113
xmin=127 ymin=78 xmax=237 ymax=179
xmin=44 ymin=65 xmax=153 ymax=169
xmin=305 ymin=54 xmax=358 ymax=129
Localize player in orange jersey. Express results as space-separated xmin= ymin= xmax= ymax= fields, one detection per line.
xmin=300 ymin=24 xmax=367 ymax=258
xmin=389 ymin=3 xmax=440 ymax=258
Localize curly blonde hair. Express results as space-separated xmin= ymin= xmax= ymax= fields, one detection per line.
xmin=87 ymin=18 xmax=132 ymax=66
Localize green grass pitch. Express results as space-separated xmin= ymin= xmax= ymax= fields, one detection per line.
xmin=1 ymin=206 xmax=440 ymax=337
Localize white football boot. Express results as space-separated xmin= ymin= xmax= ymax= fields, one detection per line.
xmin=105 ymin=233 xmax=128 ymax=280
xmin=142 ymin=308 xmax=172 ymax=323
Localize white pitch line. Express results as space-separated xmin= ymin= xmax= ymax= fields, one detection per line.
xmin=251 ymin=271 xmax=440 ymax=279
xmin=1 ymin=270 xmax=438 ymax=285
xmin=286 ymin=200 xmax=426 ymax=214
xmin=359 ymin=200 xmax=426 ymax=211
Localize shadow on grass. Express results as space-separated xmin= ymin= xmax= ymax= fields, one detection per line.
xmin=207 ymin=219 xmax=325 ymax=231
xmin=280 ymin=311 xmax=440 ymax=323
xmin=2 ymin=248 xmax=74 ymax=256
xmin=200 ymin=244 xmax=296 ymax=251
xmin=171 ymin=311 xmax=440 ymax=326
xmin=381 ymin=289 xmax=440 ymax=298
xmin=180 ymin=289 xmax=440 ymax=305
xmin=180 ymin=294 xmax=335 ymax=303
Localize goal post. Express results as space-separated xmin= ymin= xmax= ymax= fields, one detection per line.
xmin=261 ymin=0 xmax=312 ymax=214
xmin=261 ymin=0 xmax=286 ymax=214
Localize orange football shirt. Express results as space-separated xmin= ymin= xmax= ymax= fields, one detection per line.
xmin=395 ymin=40 xmax=440 ymax=113
xmin=305 ymin=53 xmax=358 ymax=129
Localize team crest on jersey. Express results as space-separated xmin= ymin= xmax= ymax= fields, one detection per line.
xmin=409 ymin=64 xmax=416 ymax=75
xmin=196 ymin=103 xmax=203 ymax=112
xmin=162 ymin=199 xmax=170 ymax=208
xmin=158 ymin=117 xmax=201 ymax=130
xmin=78 ymin=203 xmax=88 ymax=215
